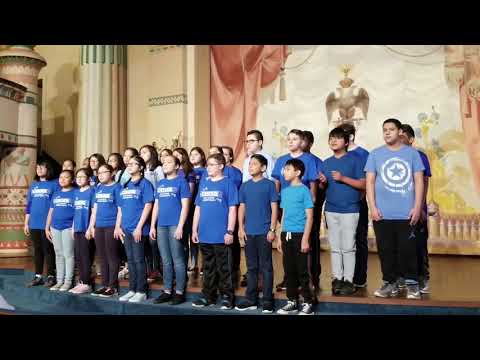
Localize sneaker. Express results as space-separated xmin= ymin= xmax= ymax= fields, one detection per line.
xmin=420 ymin=279 xmax=430 ymax=294
xmin=235 ymin=300 xmax=257 ymax=311
xmin=220 ymin=297 xmax=234 ymax=310
xmin=374 ymin=282 xmax=399 ymax=298
xmin=128 ymin=292 xmax=147 ymax=303
xmin=299 ymin=302 xmax=314 ymax=315
xmin=240 ymin=274 xmax=248 ymax=287
xmin=49 ymin=282 xmax=63 ymax=291
xmin=99 ymin=287 xmax=118 ymax=298
xmin=59 ymin=283 xmax=72 ymax=292
xmin=406 ymin=284 xmax=421 ymax=300
xmin=69 ymin=283 xmax=92 ymax=294
xmin=262 ymin=301 xmax=274 ymax=314
xmin=331 ymin=278 xmax=343 ymax=295
xmin=27 ymin=275 xmax=44 ymax=287
xmin=276 ymin=280 xmax=287 ymax=292
xmin=277 ymin=300 xmax=299 ymax=315
xmin=397 ymin=277 xmax=406 ymax=289
xmin=169 ymin=293 xmax=186 ymax=305
xmin=153 ymin=291 xmax=172 ymax=304
xmin=192 ymin=296 xmax=215 ymax=308
xmin=119 ymin=290 xmax=136 ymax=302
xmin=338 ymin=280 xmax=356 ymax=296
xmin=91 ymin=287 xmax=108 ymax=297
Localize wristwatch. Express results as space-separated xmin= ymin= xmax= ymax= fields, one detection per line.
xmin=226 ymin=230 xmax=234 ymax=235
xmin=269 ymin=228 xmax=276 ymax=233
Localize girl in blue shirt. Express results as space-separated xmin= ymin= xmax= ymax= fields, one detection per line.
xmin=150 ymin=154 xmax=192 ymax=305
xmin=24 ymin=160 xmax=58 ymax=288
xmin=88 ymin=153 xmax=106 ymax=187
xmin=115 ymin=155 xmax=154 ymax=303
xmin=69 ymin=168 xmax=95 ymax=294
xmin=45 ymin=170 xmax=76 ymax=292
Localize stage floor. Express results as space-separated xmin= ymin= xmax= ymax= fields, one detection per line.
xmin=1 ymin=250 xmax=479 ymax=309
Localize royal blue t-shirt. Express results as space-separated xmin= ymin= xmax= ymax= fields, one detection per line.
xmin=50 ymin=188 xmax=76 ymax=230
xmin=323 ymin=153 xmax=364 ymax=213
xmin=365 ymin=145 xmax=425 ymax=220
xmin=178 ymin=169 xmax=196 ymax=185
xmin=239 ymin=178 xmax=279 ymax=235
xmin=95 ymin=183 xmax=121 ymax=228
xmin=280 ymin=184 xmax=314 ymax=232
xmin=195 ymin=177 xmax=239 ymax=244
xmin=156 ymin=176 xmax=192 ymax=226
xmin=117 ymin=177 xmax=155 ymax=235
xmin=26 ymin=180 xmax=60 ymax=229
xmin=89 ymin=175 xmax=98 ymax=187
xmin=73 ymin=187 xmax=95 ymax=233
xmin=418 ymin=149 xmax=432 ymax=214
xmin=272 ymin=152 xmax=319 ymax=191
xmin=350 ymin=146 xmax=370 ymax=170
xmin=193 ymin=167 xmax=207 ymax=185
xmin=223 ymin=166 xmax=243 ymax=189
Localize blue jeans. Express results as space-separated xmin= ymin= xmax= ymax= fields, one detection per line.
xmin=157 ymin=226 xmax=187 ymax=293
xmin=123 ymin=233 xmax=148 ymax=293
xmin=245 ymin=234 xmax=273 ymax=303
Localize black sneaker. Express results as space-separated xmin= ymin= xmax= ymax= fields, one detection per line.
xmin=220 ymin=297 xmax=234 ymax=310
xmin=169 ymin=293 xmax=186 ymax=305
xmin=332 ymin=278 xmax=343 ymax=295
xmin=338 ymin=280 xmax=356 ymax=296
xmin=44 ymin=275 xmax=56 ymax=288
xmin=27 ymin=276 xmax=44 ymax=287
xmin=192 ymin=296 xmax=215 ymax=308
xmin=262 ymin=301 xmax=274 ymax=314
xmin=299 ymin=302 xmax=314 ymax=315
xmin=277 ymin=300 xmax=299 ymax=314
xmin=153 ymin=291 xmax=173 ymax=304
xmin=99 ymin=287 xmax=118 ymax=298
xmin=91 ymin=287 xmax=108 ymax=296
xmin=240 ymin=274 xmax=248 ymax=287
xmin=276 ymin=280 xmax=287 ymax=292
xmin=235 ymin=300 xmax=257 ymax=311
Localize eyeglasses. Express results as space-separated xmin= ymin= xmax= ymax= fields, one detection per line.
xmin=98 ymin=171 xmax=111 ymax=175
xmin=207 ymin=163 xmax=221 ymax=167
xmin=128 ymin=162 xmax=140 ymax=167
xmin=245 ymin=139 xmax=259 ymax=144
xmin=76 ymin=175 xmax=88 ymax=179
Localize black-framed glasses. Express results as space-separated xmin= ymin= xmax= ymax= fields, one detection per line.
xmin=245 ymin=139 xmax=259 ymax=144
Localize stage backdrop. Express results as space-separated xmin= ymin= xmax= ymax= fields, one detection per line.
xmin=211 ymin=45 xmax=480 ymax=255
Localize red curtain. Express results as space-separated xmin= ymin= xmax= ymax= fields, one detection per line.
xmin=210 ymin=45 xmax=288 ymax=167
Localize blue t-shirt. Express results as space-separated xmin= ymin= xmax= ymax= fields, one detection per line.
xmin=195 ymin=177 xmax=239 ymax=244
xmin=193 ymin=167 xmax=207 ymax=185
xmin=239 ymin=178 xmax=279 ymax=235
xmin=272 ymin=152 xmax=319 ymax=191
xmin=95 ymin=183 xmax=121 ymax=228
xmin=350 ymin=146 xmax=370 ymax=170
xmin=156 ymin=176 xmax=192 ymax=226
xmin=323 ymin=153 xmax=364 ymax=213
xmin=73 ymin=187 xmax=95 ymax=233
xmin=418 ymin=149 xmax=432 ymax=214
xmin=26 ymin=180 xmax=59 ymax=229
xmin=364 ymin=145 xmax=425 ymax=220
xmin=117 ymin=177 xmax=155 ymax=235
xmin=224 ymin=166 xmax=243 ymax=189
xmin=309 ymin=152 xmax=324 ymax=176
xmin=178 ymin=169 xmax=196 ymax=185
xmin=89 ymin=175 xmax=98 ymax=187
xmin=280 ymin=184 xmax=314 ymax=232
xmin=50 ymin=188 xmax=76 ymax=230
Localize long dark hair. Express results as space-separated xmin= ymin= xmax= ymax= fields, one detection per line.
xmin=34 ymin=159 xmax=56 ymax=181
xmin=173 ymin=147 xmax=193 ymax=178
xmin=124 ymin=155 xmax=146 ymax=188
xmin=139 ymin=144 xmax=160 ymax=171
xmin=190 ymin=146 xmax=206 ymax=167
xmin=88 ymin=153 xmax=106 ymax=173
xmin=159 ymin=148 xmax=173 ymax=166
xmin=108 ymin=152 xmax=126 ymax=173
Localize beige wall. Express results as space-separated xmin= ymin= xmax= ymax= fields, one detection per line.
xmin=0 ymin=97 xmax=20 ymax=135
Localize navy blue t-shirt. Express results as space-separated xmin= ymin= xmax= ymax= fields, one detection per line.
xmin=89 ymin=175 xmax=98 ymax=187
xmin=193 ymin=167 xmax=207 ymax=185
xmin=350 ymin=146 xmax=370 ymax=170
xmin=418 ymin=149 xmax=432 ymax=214
xmin=178 ymin=169 xmax=196 ymax=185
xmin=272 ymin=152 xmax=319 ymax=191
xmin=50 ymin=188 xmax=76 ymax=230
xmin=195 ymin=177 xmax=239 ymax=244
xmin=323 ymin=153 xmax=365 ymax=213
xmin=95 ymin=183 xmax=121 ymax=228
xmin=224 ymin=166 xmax=243 ymax=189
xmin=73 ymin=187 xmax=95 ymax=233
xmin=156 ymin=176 xmax=192 ymax=226
xmin=26 ymin=180 xmax=60 ymax=229
xmin=117 ymin=177 xmax=155 ymax=235
xmin=239 ymin=178 xmax=279 ymax=235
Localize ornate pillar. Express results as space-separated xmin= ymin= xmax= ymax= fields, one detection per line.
xmin=77 ymin=45 xmax=127 ymax=162
xmin=0 ymin=45 xmax=46 ymax=257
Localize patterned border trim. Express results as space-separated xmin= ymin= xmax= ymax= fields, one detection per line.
xmin=148 ymin=94 xmax=187 ymax=107
xmin=0 ymin=56 xmax=46 ymax=68
xmin=0 ymin=83 xmax=26 ymax=103
xmin=149 ymin=45 xmax=185 ymax=54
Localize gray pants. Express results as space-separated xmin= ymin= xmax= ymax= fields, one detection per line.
xmin=51 ymin=227 xmax=75 ymax=285
xmin=325 ymin=212 xmax=359 ymax=283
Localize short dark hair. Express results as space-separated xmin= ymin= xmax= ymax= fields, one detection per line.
xmin=288 ymin=129 xmax=305 ymax=139
xmin=222 ymin=146 xmax=234 ymax=162
xmin=99 ymin=163 xmax=114 ymax=174
xmin=383 ymin=118 xmax=402 ymax=130
xmin=329 ymin=127 xmax=350 ymax=146
xmin=285 ymin=158 xmax=305 ymax=178
xmin=207 ymin=153 xmax=226 ymax=168
xmin=401 ymin=124 xmax=415 ymax=138
xmin=339 ymin=123 xmax=356 ymax=139
xmin=250 ymin=154 xmax=268 ymax=168
xmin=35 ymin=159 xmax=55 ymax=181
xmin=124 ymin=147 xmax=139 ymax=157
xmin=75 ymin=167 xmax=93 ymax=178
xmin=60 ymin=169 xmax=75 ymax=183
xmin=246 ymin=129 xmax=264 ymax=142
xmin=63 ymin=159 xmax=76 ymax=168
xmin=303 ymin=130 xmax=314 ymax=145
xmin=210 ymin=145 xmax=223 ymax=154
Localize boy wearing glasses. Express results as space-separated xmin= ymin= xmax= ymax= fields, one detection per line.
xmin=242 ymin=129 xmax=275 ymax=182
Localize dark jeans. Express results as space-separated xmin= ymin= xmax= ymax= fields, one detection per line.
xmin=74 ymin=232 xmax=94 ymax=284
xmin=373 ymin=220 xmax=418 ymax=284
xmin=200 ymin=243 xmax=234 ymax=302
xmin=30 ymin=229 xmax=55 ymax=277
xmin=185 ymin=205 xmax=199 ymax=269
xmin=245 ymin=234 xmax=273 ymax=303
xmin=281 ymin=232 xmax=313 ymax=303
xmin=353 ymin=198 xmax=369 ymax=285
xmin=416 ymin=220 xmax=430 ymax=280
xmin=145 ymin=236 xmax=161 ymax=275
xmin=124 ymin=233 xmax=148 ymax=293
xmin=94 ymin=227 xmax=120 ymax=288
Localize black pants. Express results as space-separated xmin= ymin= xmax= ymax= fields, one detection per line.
xmin=310 ymin=190 xmax=324 ymax=287
xmin=373 ymin=220 xmax=418 ymax=284
xmin=232 ymin=222 xmax=241 ymax=275
xmin=281 ymin=232 xmax=313 ymax=303
xmin=145 ymin=236 xmax=161 ymax=275
xmin=30 ymin=229 xmax=55 ymax=277
xmin=416 ymin=220 xmax=430 ymax=280
xmin=185 ymin=203 xmax=199 ymax=270
xmin=74 ymin=232 xmax=94 ymax=284
xmin=200 ymin=243 xmax=234 ymax=302
xmin=353 ymin=198 xmax=369 ymax=285
xmin=94 ymin=227 xmax=120 ymax=288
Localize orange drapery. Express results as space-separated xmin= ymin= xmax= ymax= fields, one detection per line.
xmin=210 ymin=45 xmax=288 ymax=167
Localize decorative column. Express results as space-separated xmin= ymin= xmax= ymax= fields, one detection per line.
xmin=77 ymin=45 xmax=127 ymax=162
xmin=0 ymin=45 xmax=46 ymax=257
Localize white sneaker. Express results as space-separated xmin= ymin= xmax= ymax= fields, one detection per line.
xmin=128 ymin=292 xmax=147 ymax=303
xmin=119 ymin=291 xmax=136 ymax=302
xmin=59 ymin=283 xmax=72 ymax=292
xmin=69 ymin=283 xmax=92 ymax=294
xmin=50 ymin=282 xmax=63 ymax=291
